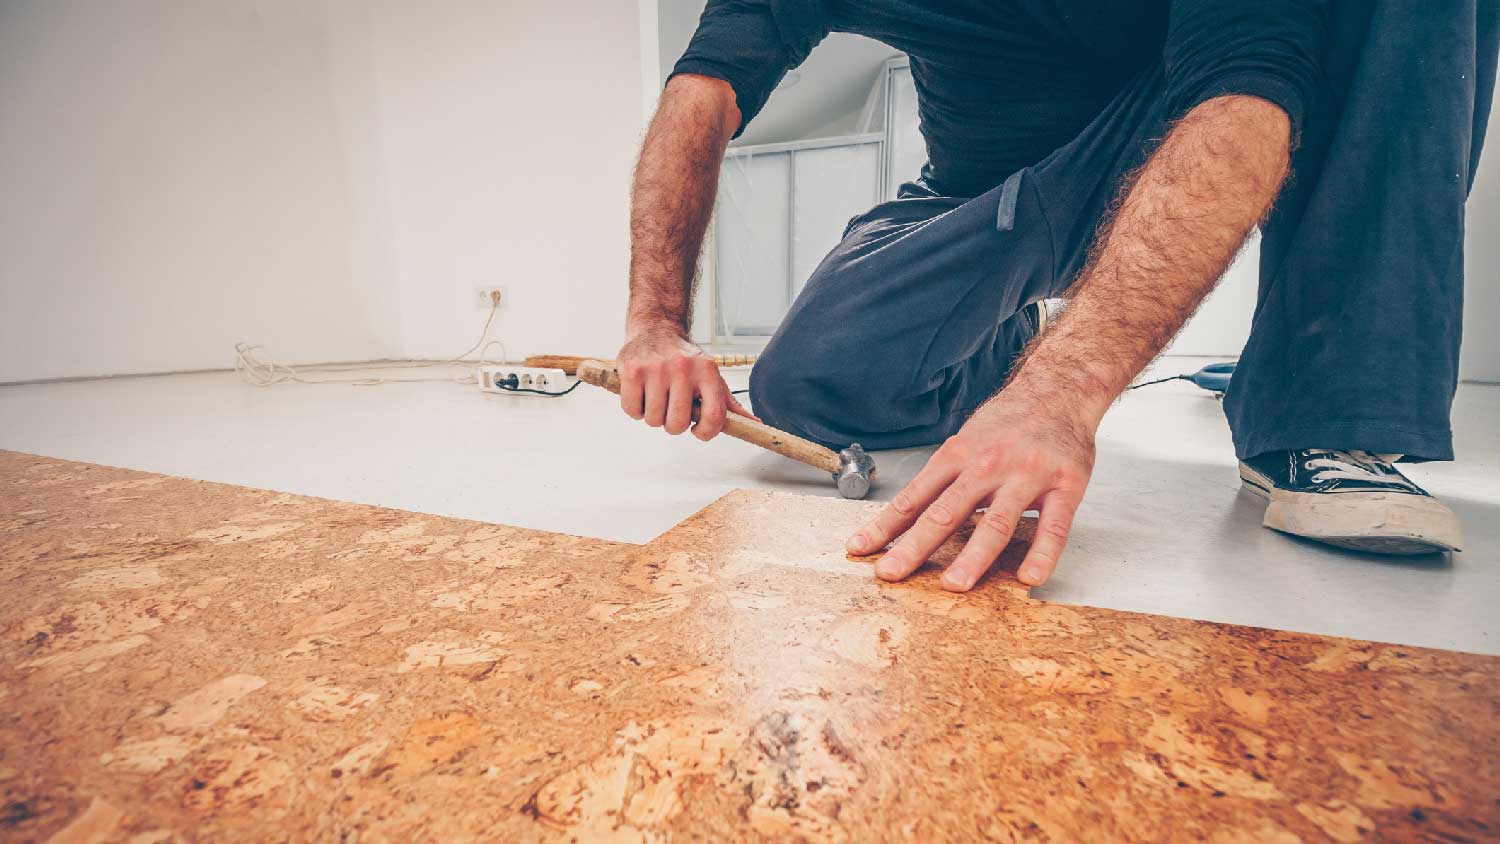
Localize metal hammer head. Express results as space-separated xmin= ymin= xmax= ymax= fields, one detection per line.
xmin=834 ymin=443 xmax=876 ymax=500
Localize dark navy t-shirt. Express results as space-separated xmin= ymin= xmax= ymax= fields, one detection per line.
xmin=672 ymin=0 xmax=1328 ymax=197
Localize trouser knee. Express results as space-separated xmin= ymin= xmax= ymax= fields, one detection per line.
xmin=746 ymin=347 xmax=828 ymax=444
xmin=748 ymin=337 xmax=906 ymax=450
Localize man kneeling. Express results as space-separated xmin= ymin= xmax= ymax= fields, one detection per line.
xmin=615 ymin=1 xmax=1493 ymax=588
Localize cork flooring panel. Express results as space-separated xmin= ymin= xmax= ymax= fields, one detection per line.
xmin=2 ymin=451 xmax=1498 ymax=843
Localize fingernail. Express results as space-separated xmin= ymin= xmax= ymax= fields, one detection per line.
xmin=847 ymin=532 xmax=869 ymax=553
xmin=875 ymin=556 xmax=903 ymax=579
xmin=1021 ymin=566 xmax=1044 ymax=584
xmin=941 ymin=570 xmax=972 ymax=592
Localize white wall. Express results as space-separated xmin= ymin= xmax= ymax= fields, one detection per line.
xmin=2 ymin=1 xmax=1492 ymax=382
xmin=1462 ymin=93 xmax=1500 ymax=383
xmin=0 ymin=0 xmax=404 ymax=382
xmin=366 ymin=0 xmax=643 ymax=362
xmin=0 ymin=0 xmax=647 ymax=382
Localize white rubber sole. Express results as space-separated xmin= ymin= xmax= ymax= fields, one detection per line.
xmin=1239 ymin=464 xmax=1463 ymax=555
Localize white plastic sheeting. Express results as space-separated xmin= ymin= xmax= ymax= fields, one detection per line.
xmin=714 ymin=137 xmax=881 ymax=338
xmin=883 ymin=61 xmax=925 ymax=198
xmin=714 ymin=151 xmax=793 ymax=337
xmin=791 ymin=144 xmax=882 ymax=294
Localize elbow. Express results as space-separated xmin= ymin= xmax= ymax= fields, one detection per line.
xmin=1178 ymin=94 xmax=1292 ymax=205
xmin=662 ymin=72 xmax=743 ymax=141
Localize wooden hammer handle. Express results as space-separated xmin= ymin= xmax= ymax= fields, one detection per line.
xmin=525 ymin=353 xmax=757 ymax=375
xmin=576 ymin=360 xmax=841 ymax=475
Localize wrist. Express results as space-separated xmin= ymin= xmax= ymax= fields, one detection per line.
xmin=625 ymin=311 xmax=688 ymax=342
xmin=997 ymin=366 xmax=1112 ymax=433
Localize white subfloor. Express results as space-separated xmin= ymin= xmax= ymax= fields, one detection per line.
xmin=2 ymin=357 xmax=1496 ymax=655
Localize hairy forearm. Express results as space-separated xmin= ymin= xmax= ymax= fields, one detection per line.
xmin=626 ymin=75 xmax=739 ymax=337
xmin=1002 ymin=95 xmax=1291 ymax=424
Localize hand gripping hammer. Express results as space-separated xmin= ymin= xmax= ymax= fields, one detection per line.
xmin=575 ymin=360 xmax=876 ymax=499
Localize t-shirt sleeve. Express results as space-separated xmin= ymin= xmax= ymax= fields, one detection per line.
xmin=1163 ymin=0 xmax=1330 ymax=141
xmin=669 ymin=0 xmax=830 ymax=138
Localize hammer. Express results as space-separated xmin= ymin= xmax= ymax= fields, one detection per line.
xmin=575 ymin=360 xmax=876 ymax=499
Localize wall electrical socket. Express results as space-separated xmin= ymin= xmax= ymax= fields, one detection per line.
xmin=475 ymin=287 xmax=508 ymax=309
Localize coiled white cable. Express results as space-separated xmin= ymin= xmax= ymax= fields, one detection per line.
xmin=234 ymin=296 xmax=507 ymax=387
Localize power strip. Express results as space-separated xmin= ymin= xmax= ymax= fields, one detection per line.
xmin=477 ymin=365 xmax=571 ymax=395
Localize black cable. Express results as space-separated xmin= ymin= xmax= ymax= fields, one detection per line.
xmin=494 ymin=377 xmax=582 ymax=397
xmin=731 ymin=388 xmax=751 ymax=395
xmin=1127 ymin=374 xmax=1185 ymax=390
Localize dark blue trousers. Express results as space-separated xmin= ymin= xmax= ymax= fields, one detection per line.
xmin=751 ymin=2 xmax=1497 ymax=461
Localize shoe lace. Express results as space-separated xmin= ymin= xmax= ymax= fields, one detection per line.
xmin=1304 ymin=449 xmax=1418 ymax=490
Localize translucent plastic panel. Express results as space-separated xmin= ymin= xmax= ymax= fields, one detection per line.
xmin=885 ymin=64 xmax=925 ymax=198
xmin=791 ymin=143 xmax=882 ymax=297
xmin=716 ymin=152 xmax=792 ymax=336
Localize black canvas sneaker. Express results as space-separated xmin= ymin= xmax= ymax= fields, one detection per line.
xmin=1239 ymin=449 xmax=1463 ymax=554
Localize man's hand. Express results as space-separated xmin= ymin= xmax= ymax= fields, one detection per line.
xmin=617 ymin=327 xmax=755 ymax=441
xmin=845 ymin=95 xmax=1292 ymax=590
xmin=847 ymin=393 xmax=1095 ymax=590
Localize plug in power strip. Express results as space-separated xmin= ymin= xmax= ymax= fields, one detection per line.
xmin=477 ymin=365 xmax=570 ymax=395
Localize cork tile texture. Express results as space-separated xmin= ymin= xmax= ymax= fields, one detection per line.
xmin=1 ymin=450 xmax=1497 ymax=843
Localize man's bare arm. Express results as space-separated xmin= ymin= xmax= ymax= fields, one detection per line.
xmin=849 ymin=94 xmax=1291 ymax=590
xmin=617 ymin=74 xmax=755 ymax=440
xmin=1006 ymin=95 xmax=1290 ymax=425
